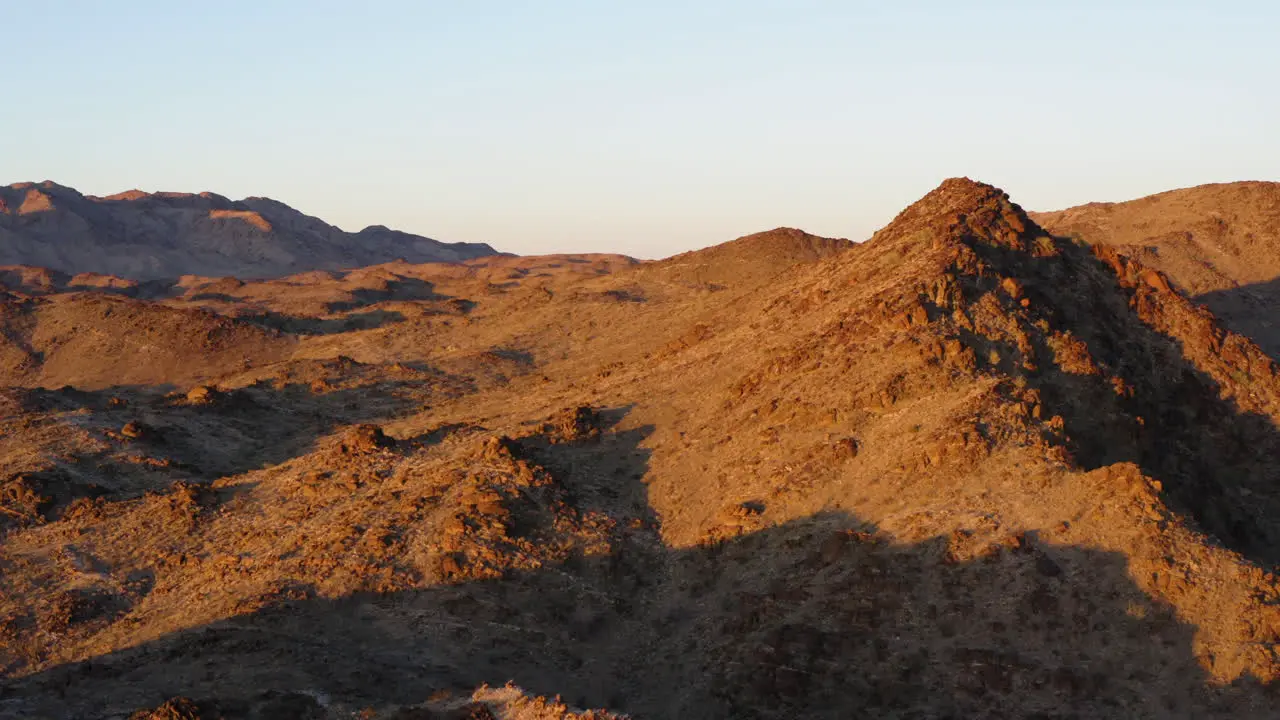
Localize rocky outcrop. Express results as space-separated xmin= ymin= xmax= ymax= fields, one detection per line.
xmin=1031 ymin=181 xmax=1280 ymax=360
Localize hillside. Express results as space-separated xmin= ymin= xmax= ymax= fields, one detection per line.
xmin=3 ymin=180 xmax=1280 ymax=718
xmin=1031 ymin=181 xmax=1280 ymax=359
xmin=0 ymin=181 xmax=498 ymax=281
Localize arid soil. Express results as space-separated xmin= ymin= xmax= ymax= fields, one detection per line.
xmin=4 ymin=180 xmax=1280 ymax=718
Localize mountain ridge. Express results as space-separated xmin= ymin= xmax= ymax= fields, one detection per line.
xmin=5 ymin=177 xmax=1280 ymax=717
xmin=0 ymin=181 xmax=499 ymax=281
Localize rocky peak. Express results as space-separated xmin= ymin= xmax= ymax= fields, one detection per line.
xmin=868 ymin=177 xmax=1047 ymax=255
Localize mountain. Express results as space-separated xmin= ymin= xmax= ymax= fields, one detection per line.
xmin=1031 ymin=181 xmax=1280 ymax=359
xmin=4 ymin=179 xmax=1280 ymax=718
xmin=0 ymin=181 xmax=498 ymax=280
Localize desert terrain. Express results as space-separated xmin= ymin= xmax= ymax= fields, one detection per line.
xmin=3 ymin=178 xmax=1280 ymax=718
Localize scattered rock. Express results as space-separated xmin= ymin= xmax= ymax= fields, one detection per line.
xmin=341 ymin=424 xmax=396 ymax=454
xmin=128 ymin=697 xmax=210 ymax=720
xmin=186 ymin=385 xmax=220 ymax=405
xmin=547 ymin=405 xmax=603 ymax=442
xmin=120 ymin=421 xmax=150 ymax=439
xmin=833 ymin=436 xmax=859 ymax=459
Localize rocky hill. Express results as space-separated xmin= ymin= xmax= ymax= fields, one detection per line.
xmin=1031 ymin=181 xmax=1280 ymax=359
xmin=3 ymin=180 xmax=1280 ymax=718
xmin=0 ymin=181 xmax=498 ymax=281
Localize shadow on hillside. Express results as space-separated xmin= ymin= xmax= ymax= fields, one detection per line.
xmin=3 ymin=417 xmax=1275 ymax=718
xmin=129 ymin=380 xmax=431 ymax=478
xmin=1196 ymin=277 xmax=1280 ymax=363
xmin=955 ymin=237 xmax=1280 ymax=568
xmin=186 ymin=279 xmax=474 ymax=336
xmin=239 ymin=309 xmax=408 ymax=336
xmin=3 ymin=526 xmax=1267 ymax=718
xmin=186 ymin=292 xmax=243 ymax=304
xmin=0 ymin=369 xmax=448 ymax=523
xmin=327 ymin=277 xmax=447 ymax=313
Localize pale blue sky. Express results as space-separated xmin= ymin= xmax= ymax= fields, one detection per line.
xmin=3 ymin=2 xmax=1276 ymax=257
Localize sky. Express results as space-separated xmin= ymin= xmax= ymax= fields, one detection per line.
xmin=3 ymin=1 xmax=1277 ymax=258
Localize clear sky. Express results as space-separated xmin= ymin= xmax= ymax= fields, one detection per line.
xmin=3 ymin=2 xmax=1277 ymax=257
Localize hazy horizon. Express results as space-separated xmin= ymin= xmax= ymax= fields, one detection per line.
xmin=4 ymin=1 xmax=1276 ymax=258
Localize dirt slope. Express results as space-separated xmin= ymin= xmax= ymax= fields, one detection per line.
xmin=3 ymin=182 xmax=1280 ymax=718
xmin=0 ymin=181 xmax=497 ymax=280
xmin=0 ymin=293 xmax=294 ymax=389
xmin=1031 ymin=181 xmax=1280 ymax=359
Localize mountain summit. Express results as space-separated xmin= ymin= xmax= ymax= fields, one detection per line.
xmin=0 ymin=181 xmax=497 ymax=280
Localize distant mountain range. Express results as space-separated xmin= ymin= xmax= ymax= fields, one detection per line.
xmin=0 ymin=181 xmax=498 ymax=280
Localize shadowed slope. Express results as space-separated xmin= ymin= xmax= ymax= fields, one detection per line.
xmin=1196 ymin=276 xmax=1280 ymax=361
xmin=865 ymin=178 xmax=1280 ymax=563
xmin=1031 ymin=181 xmax=1280 ymax=359
xmin=0 ymin=413 xmax=1275 ymax=719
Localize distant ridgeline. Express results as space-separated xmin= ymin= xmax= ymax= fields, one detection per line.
xmin=0 ymin=181 xmax=497 ymax=280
